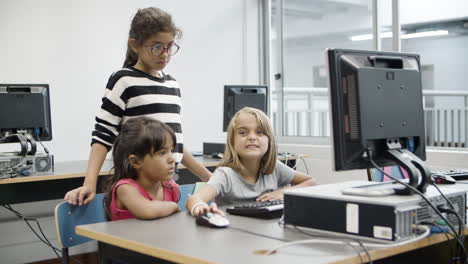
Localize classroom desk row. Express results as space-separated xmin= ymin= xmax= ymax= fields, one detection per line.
xmin=0 ymin=156 xmax=220 ymax=205
xmin=76 ymin=207 xmax=468 ymax=264
xmin=0 ymin=155 xmax=303 ymax=205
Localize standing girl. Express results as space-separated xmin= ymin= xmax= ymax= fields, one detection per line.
xmin=186 ymin=107 xmax=317 ymax=216
xmin=65 ymin=7 xmax=211 ymax=205
xmin=106 ymin=117 xmax=180 ymax=220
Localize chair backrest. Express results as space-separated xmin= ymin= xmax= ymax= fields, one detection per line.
xmin=54 ymin=193 xmax=107 ymax=248
xmin=177 ymin=182 xmax=206 ymax=211
xmin=370 ymin=166 xmax=409 ymax=182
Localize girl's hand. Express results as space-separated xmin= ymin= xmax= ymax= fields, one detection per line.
xmin=208 ymin=202 xmax=225 ymax=216
xmin=191 ymin=202 xmax=211 ymax=217
xmin=172 ymin=202 xmax=182 ymax=213
xmin=64 ymin=185 xmax=96 ymax=206
xmin=191 ymin=202 xmax=225 ymax=217
xmin=256 ymin=190 xmax=284 ymax=202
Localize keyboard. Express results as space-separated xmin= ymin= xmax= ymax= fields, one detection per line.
xmin=226 ymin=200 xmax=284 ymax=219
xmin=432 ymin=169 xmax=468 ymax=181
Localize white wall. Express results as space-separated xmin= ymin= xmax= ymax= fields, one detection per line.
xmin=400 ymin=0 xmax=468 ymax=25
xmin=0 ymin=1 xmax=260 ymax=263
xmin=0 ymin=0 xmax=260 ymax=162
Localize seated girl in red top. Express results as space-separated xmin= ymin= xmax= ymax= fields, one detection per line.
xmin=105 ymin=117 xmax=181 ymax=221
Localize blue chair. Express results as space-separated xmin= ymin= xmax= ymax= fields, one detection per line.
xmin=369 ymin=166 xmax=408 ymax=182
xmin=54 ymin=193 xmax=107 ymax=264
xmin=177 ymin=182 xmax=206 ymax=211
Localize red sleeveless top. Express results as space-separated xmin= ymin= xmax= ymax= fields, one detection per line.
xmin=110 ymin=178 xmax=180 ymax=221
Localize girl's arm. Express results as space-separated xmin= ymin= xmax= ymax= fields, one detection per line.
xmin=289 ymin=171 xmax=317 ymax=188
xmin=64 ymin=143 xmax=108 ymax=205
xmin=181 ymin=148 xmax=212 ymax=182
xmin=257 ymin=171 xmax=317 ymax=202
xmin=117 ymin=184 xmax=180 ymax=220
xmin=185 ymin=184 xmax=224 ymax=216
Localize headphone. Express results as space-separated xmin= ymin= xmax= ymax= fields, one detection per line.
xmin=3 ymin=133 xmax=37 ymax=156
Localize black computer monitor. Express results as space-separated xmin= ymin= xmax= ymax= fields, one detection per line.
xmin=0 ymin=84 xmax=53 ymax=144
xmin=223 ymin=85 xmax=268 ymax=131
xmin=327 ymin=49 xmax=431 ymax=195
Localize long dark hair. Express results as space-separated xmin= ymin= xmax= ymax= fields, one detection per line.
xmin=104 ymin=117 xmax=176 ymax=219
xmin=123 ymin=7 xmax=182 ymax=68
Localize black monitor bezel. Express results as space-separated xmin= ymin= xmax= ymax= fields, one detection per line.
xmin=0 ymin=83 xmax=53 ymax=143
xmin=223 ymin=85 xmax=268 ymax=132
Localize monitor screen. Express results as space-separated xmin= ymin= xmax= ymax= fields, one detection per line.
xmin=327 ymin=49 xmax=430 ymax=194
xmin=0 ymin=84 xmax=52 ymax=143
xmin=223 ymin=85 xmax=268 ymax=131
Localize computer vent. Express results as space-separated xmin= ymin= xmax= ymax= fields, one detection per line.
xmin=35 ymin=155 xmax=54 ymax=173
xmin=345 ymin=74 xmax=359 ymax=140
xmin=396 ymin=208 xmax=416 ymax=239
xmin=416 ymin=194 xmax=466 ymax=227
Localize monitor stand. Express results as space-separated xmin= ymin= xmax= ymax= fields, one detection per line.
xmin=385 ymin=144 xmax=431 ymax=195
xmin=342 ymin=145 xmax=432 ymax=197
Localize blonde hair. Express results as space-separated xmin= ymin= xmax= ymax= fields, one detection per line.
xmin=219 ymin=107 xmax=277 ymax=174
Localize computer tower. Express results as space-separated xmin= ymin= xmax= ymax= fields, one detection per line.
xmin=283 ymin=181 xmax=466 ymax=242
xmin=0 ymin=152 xmax=54 ymax=177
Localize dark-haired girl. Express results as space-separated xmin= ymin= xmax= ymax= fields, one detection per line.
xmin=106 ymin=117 xmax=180 ymax=220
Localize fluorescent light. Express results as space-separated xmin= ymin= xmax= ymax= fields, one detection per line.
xmin=401 ymin=30 xmax=448 ymax=39
xmin=349 ymin=30 xmax=448 ymax=41
xmin=349 ymin=32 xmax=393 ymax=41
xmin=350 ymin=34 xmax=373 ymax=41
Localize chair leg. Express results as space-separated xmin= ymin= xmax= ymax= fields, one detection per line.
xmin=62 ymin=247 xmax=69 ymax=264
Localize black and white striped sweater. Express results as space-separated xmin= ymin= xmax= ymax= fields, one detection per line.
xmin=91 ymin=67 xmax=184 ymax=163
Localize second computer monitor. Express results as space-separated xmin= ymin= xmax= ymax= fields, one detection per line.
xmin=327 ymin=48 xmax=430 ymax=194
xmin=223 ymin=85 xmax=268 ymax=131
xmin=0 ymin=84 xmax=52 ymax=143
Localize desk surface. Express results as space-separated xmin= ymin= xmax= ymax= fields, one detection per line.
xmin=0 ymin=156 xmax=221 ymax=184
xmin=76 ymin=211 xmax=465 ymax=264
xmin=0 ymin=154 xmax=306 ymax=184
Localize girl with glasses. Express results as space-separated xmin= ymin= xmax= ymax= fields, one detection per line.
xmin=65 ymin=7 xmax=211 ymax=206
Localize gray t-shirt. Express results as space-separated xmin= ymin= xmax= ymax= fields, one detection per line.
xmin=207 ymin=160 xmax=295 ymax=206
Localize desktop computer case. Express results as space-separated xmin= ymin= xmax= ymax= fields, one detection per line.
xmin=284 ymin=181 xmax=466 ymax=242
xmin=0 ymin=152 xmax=54 ymax=176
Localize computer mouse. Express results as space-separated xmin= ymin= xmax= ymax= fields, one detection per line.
xmin=195 ymin=212 xmax=229 ymax=228
xmin=432 ymin=174 xmax=456 ymax=184
xmin=211 ymin=152 xmax=224 ymax=159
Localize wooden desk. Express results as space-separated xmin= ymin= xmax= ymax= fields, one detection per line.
xmin=76 ymin=212 xmax=466 ymax=264
xmin=0 ymin=157 xmax=220 ymax=205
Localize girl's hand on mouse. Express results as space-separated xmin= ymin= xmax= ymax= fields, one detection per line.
xmin=256 ymin=190 xmax=283 ymax=202
xmin=208 ymin=202 xmax=225 ymax=216
xmin=192 ymin=202 xmax=210 ymax=217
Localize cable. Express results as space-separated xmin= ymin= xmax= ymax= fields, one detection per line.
xmin=430 ymin=180 xmax=466 ymax=263
xmin=0 ymin=134 xmax=30 ymax=179
xmin=421 ymin=221 xmax=456 ymax=263
xmin=440 ymin=207 xmax=466 ymax=264
xmin=2 ymin=205 xmax=83 ymax=264
xmin=33 ymin=129 xmax=50 ymax=154
xmin=266 ymin=225 xmax=430 ymax=256
xmin=368 ymin=157 xmax=467 ymax=263
xmin=298 ymin=155 xmax=310 ymax=175
xmin=291 ymin=225 xmax=371 ymax=264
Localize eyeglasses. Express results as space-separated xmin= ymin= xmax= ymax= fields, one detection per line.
xmin=144 ymin=42 xmax=180 ymax=56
